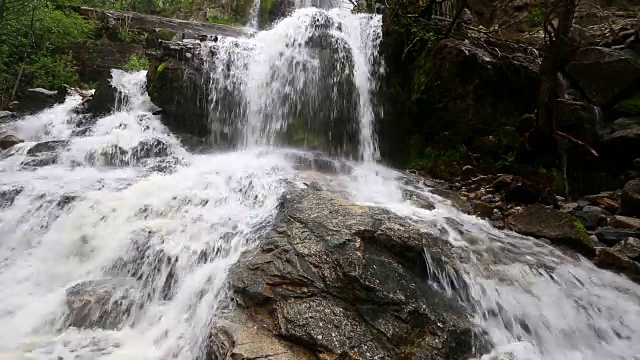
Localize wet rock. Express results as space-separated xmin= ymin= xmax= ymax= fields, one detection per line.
xmin=566 ymin=47 xmax=640 ymax=106
xmin=21 ymin=155 xmax=58 ymax=168
xmin=26 ymin=140 xmax=69 ymax=156
xmin=0 ymin=134 xmax=24 ymax=150
xmin=573 ymin=206 xmax=611 ymax=230
xmin=0 ymin=111 xmax=15 ymax=122
xmin=225 ymin=189 xmax=475 ymax=359
xmin=610 ymin=215 xmax=640 ymax=229
xmin=621 ymin=179 xmax=640 ymax=216
xmin=402 ymin=189 xmax=436 ymax=210
xmin=508 ymin=204 xmax=594 ymax=256
xmin=0 ymin=186 xmax=23 ymax=208
xmin=492 ymin=174 xmax=514 ymax=192
xmin=287 ymin=152 xmax=353 ymax=175
xmin=611 ymin=117 xmax=640 ymax=132
xmin=612 ymin=237 xmax=640 ymax=261
xmin=86 ymin=145 xmax=129 ymax=167
xmin=594 ymin=247 xmax=640 ymax=283
xmin=65 ymin=278 xmax=140 ymax=329
xmin=84 ymin=80 xmax=117 ymax=117
xmin=14 ymin=87 xmax=67 ymax=115
xmin=431 ymin=187 xmax=473 ymax=214
xmin=594 ymin=227 xmax=640 ymax=246
xmin=210 ymin=314 xmax=315 ymax=360
xmin=130 ymin=138 xmax=171 ymax=162
xmin=474 ymin=201 xmax=495 ymax=218
xmin=555 ymin=99 xmax=602 ymax=145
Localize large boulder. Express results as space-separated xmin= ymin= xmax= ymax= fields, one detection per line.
xmin=65 ymin=278 xmax=141 ymax=329
xmin=508 ymin=204 xmax=594 ymax=256
xmin=566 ymin=47 xmax=640 ymax=106
xmin=147 ymin=55 xmax=211 ymax=138
xmin=621 ymin=179 xmax=640 ymax=216
xmin=13 ymin=87 xmax=67 ymax=115
xmin=594 ymin=247 xmax=640 ymax=283
xmin=219 ymin=188 xmax=476 ymax=359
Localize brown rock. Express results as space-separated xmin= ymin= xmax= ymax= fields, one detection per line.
xmin=594 ymin=247 xmax=640 ymax=283
xmin=508 ymin=204 xmax=594 ymax=256
xmin=612 ymin=237 xmax=640 ymax=261
xmin=621 ymin=179 xmax=640 ymax=216
xmin=609 ymin=215 xmax=640 ymax=229
xmin=474 ymin=201 xmax=495 ymax=218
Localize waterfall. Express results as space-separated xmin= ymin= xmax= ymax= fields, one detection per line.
xmin=1 ymin=2 xmax=640 ymax=360
xmin=199 ymin=6 xmax=383 ymax=161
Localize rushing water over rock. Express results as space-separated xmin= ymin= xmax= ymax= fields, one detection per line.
xmin=1 ymin=5 xmax=640 ymax=360
xmin=199 ymin=6 xmax=382 ymax=161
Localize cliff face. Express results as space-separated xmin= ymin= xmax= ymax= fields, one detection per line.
xmin=377 ymin=0 xmax=640 ymax=195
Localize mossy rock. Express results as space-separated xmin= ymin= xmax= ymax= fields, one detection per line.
xmin=509 ymin=204 xmax=595 ymax=256
xmin=613 ymin=91 xmax=640 ymax=116
xmin=156 ymin=29 xmax=178 ymax=41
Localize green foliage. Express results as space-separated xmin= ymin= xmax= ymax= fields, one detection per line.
xmin=496 ymin=151 xmax=518 ymax=173
xmin=613 ymin=91 xmax=640 ymax=116
xmin=124 ymin=54 xmax=150 ymax=71
xmin=117 ymin=28 xmax=135 ymax=43
xmin=0 ymin=0 xmax=98 ymax=106
xmin=528 ymin=6 xmax=545 ymax=27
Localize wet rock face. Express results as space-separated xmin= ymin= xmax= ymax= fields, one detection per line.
xmin=220 ymin=188 xmax=475 ymax=359
xmin=567 ymin=47 xmax=640 ymax=106
xmin=0 ymin=186 xmax=23 ymax=208
xmin=65 ymin=278 xmax=140 ymax=330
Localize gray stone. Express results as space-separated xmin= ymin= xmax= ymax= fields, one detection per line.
xmin=595 ymin=227 xmax=640 ymax=246
xmin=0 ymin=134 xmax=24 ymax=150
xmin=612 ymin=237 xmax=640 ymax=261
xmin=573 ymin=205 xmax=611 ymax=230
xmin=566 ymin=47 xmax=640 ymax=106
xmin=621 ymin=179 xmax=640 ymax=216
xmin=0 ymin=111 xmax=15 ymax=122
xmin=225 ymin=189 xmax=475 ymax=359
xmin=431 ymin=187 xmax=473 ymax=214
xmin=609 ymin=215 xmax=640 ymax=229
xmin=612 ymin=117 xmax=640 ymax=132
xmin=65 ymin=278 xmax=140 ymax=330
xmin=26 ymin=140 xmax=68 ymax=156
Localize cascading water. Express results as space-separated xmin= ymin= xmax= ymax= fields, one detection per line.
xmin=199 ymin=4 xmax=383 ymax=160
xmin=1 ymin=3 xmax=640 ymax=360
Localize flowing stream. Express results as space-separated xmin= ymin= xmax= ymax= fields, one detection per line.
xmin=1 ymin=3 xmax=640 ymax=360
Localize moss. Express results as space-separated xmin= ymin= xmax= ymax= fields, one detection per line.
xmin=613 ymin=91 xmax=640 ymax=116
xmin=157 ymin=29 xmax=177 ymax=41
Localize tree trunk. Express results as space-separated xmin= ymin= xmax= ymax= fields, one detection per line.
xmin=145 ymin=0 xmax=153 ymax=14
xmin=530 ymin=0 xmax=577 ymax=158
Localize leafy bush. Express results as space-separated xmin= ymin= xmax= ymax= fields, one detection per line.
xmin=124 ymin=54 xmax=150 ymax=71
xmin=0 ymin=0 xmax=97 ymax=106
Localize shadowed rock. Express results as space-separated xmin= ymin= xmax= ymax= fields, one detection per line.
xmin=213 ymin=188 xmax=476 ymax=359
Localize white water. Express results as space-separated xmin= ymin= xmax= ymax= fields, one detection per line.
xmin=1 ymin=4 xmax=640 ymax=360
xmin=199 ymin=6 xmax=382 ymax=160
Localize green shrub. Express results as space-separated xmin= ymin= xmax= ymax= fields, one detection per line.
xmin=124 ymin=54 xmax=150 ymax=71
